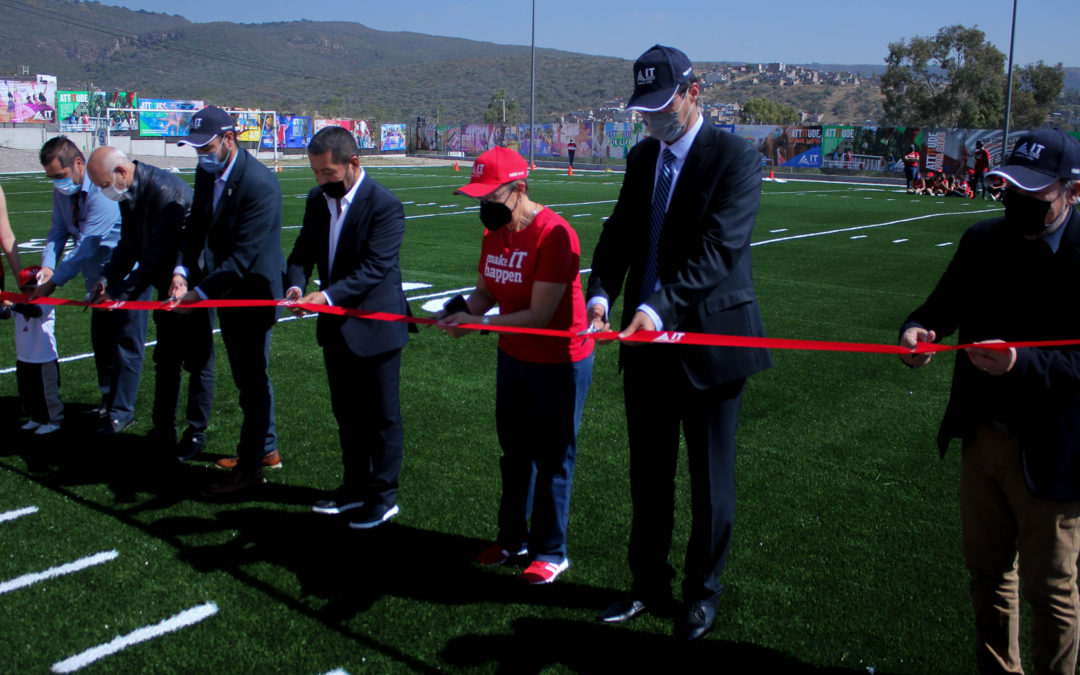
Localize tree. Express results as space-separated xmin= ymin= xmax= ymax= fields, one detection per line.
xmin=740 ymin=97 xmax=798 ymax=124
xmin=484 ymin=89 xmax=520 ymax=123
xmin=881 ymin=25 xmax=1005 ymax=128
xmin=880 ymin=25 xmax=1064 ymax=130
xmin=1009 ymin=61 xmax=1065 ymax=130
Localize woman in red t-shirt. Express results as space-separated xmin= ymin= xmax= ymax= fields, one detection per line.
xmin=439 ymin=147 xmax=593 ymax=585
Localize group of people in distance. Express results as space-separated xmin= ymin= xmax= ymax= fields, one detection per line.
xmin=2 ymin=41 xmax=1080 ymax=671
xmin=905 ymin=139 xmax=1003 ymax=200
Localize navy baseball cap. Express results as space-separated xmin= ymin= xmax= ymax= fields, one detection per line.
xmin=988 ymin=130 xmax=1080 ymax=192
xmin=178 ymin=106 xmax=235 ymax=148
xmin=626 ymin=44 xmax=695 ymax=112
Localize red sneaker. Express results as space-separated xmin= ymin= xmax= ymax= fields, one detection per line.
xmin=521 ymin=559 xmax=569 ymax=584
xmin=476 ymin=544 xmax=528 ymax=566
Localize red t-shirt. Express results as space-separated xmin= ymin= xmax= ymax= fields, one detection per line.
xmin=974 ymin=148 xmax=990 ymax=172
xmin=478 ymin=207 xmax=593 ymax=364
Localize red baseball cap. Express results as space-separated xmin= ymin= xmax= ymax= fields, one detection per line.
xmin=454 ymin=147 xmax=529 ymax=198
xmin=19 ymin=265 xmax=41 ymax=289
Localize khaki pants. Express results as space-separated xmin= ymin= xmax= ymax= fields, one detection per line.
xmin=960 ymin=425 xmax=1080 ymax=674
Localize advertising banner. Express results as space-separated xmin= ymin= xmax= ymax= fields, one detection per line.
xmin=413 ymin=122 xmax=437 ymax=151
xmin=58 ymin=90 xmax=90 ymax=131
xmin=380 ymin=123 xmax=406 ymax=152
xmin=460 ymin=124 xmax=492 ymax=155
xmin=822 ymin=125 xmax=857 ymax=166
xmin=354 ymin=120 xmax=374 ymax=149
xmin=518 ymin=124 xmax=554 ymax=157
xmin=924 ymin=129 xmax=948 ymax=173
xmin=438 ymin=125 xmax=461 ymax=153
xmin=138 ymin=99 xmax=203 ymax=137
xmin=592 ymin=122 xmax=643 ymax=159
xmin=231 ymin=111 xmax=263 ymax=142
xmin=1 ymin=75 xmax=57 ymax=123
xmin=89 ymin=91 xmax=138 ymax=134
xmin=314 ymin=119 xmax=354 ymax=133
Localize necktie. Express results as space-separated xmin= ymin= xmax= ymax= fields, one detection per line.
xmin=70 ymin=192 xmax=83 ymax=243
xmin=640 ymin=148 xmax=676 ymax=303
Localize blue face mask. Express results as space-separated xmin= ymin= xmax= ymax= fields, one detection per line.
xmin=52 ymin=176 xmax=80 ymax=196
xmin=197 ymin=151 xmax=227 ymax=174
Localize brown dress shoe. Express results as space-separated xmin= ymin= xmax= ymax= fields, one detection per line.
xmin=215 ymin=450 xmax=282 ymax=470
xmin=203 ymin=468 xmax=266 ymax=495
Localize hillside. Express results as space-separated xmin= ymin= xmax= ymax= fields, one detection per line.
xmin=0 ymin=0 xmax=629 ymax=122
xmin=0 ymin=0 xmax=1075 ymax=125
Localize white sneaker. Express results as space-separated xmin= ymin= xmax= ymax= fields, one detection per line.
xmin=34 ymin=423 xmax=60 ymax=435
xmin=20 ymin=420 xmax=41 ymax=431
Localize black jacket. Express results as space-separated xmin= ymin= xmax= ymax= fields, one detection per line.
xmin=904 ymin=208 xmax=1080 ymax=500
xmin=105 ymin=160 xmax=193 ymax=299
xmin=586 ymin=122 xmax=772 ymax=389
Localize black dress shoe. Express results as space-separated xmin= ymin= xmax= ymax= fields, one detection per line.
xmin=675 ymin=600 xmax=716 ymax=641
xmin=597 ymin=599 xmax=648 ymax=623
xmin=176 ymin=432 xmax=206 ymax=462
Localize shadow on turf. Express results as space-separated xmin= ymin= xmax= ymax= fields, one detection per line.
xmin=442 ymin=617 xmax=862 ymax=673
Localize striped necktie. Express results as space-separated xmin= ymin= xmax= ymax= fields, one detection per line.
xmin=640 ymin=148 xmax=676 ymax=303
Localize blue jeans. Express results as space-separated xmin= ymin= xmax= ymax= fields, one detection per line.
xmin=494 ymin=348 xmax=593 ymax=563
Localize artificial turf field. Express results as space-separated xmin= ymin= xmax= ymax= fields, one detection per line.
xmin=0 ymin=164 xmax=1008 ymax=673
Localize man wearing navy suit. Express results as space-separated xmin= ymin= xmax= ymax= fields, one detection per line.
xmin=588 ymin=45 xmax=771 ymax=640
xmin=285 ymin=126 xmax=408 ymax=529
xmin=170 ymin=106 xmax=284 ymax=494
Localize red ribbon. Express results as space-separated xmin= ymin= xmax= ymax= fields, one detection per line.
xmin=3 ymin=291 xmax=1071 ymax=355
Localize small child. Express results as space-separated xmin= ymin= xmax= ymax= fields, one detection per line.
xmin=5 ymin=266 xmax=63 ymax=434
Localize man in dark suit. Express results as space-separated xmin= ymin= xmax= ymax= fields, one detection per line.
xmin=87 ymin=146 xmax=214 ymax=462
xmin=587 ymin=45 xmax=772 ymax=640
xmin=170 ymin=106 xmax=284 ymax=494
xmin=284 ymin=126 xmax=408 ymax=529
xmin=899 ymin=130 xmax=1080 ymax=674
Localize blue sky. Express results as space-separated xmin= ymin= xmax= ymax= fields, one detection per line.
xmin=101 ymin=0 xmax=1078 ymax=68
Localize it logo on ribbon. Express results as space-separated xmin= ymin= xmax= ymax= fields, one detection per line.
xmin=652 ymin=332 xmax=685 ymax=343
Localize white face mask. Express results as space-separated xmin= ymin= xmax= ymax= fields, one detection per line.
xmin=101 ymin=173 xmax=129 ymax=202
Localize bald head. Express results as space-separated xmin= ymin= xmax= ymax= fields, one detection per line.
xmin=87 ymin=146 xmax=135 ymax=196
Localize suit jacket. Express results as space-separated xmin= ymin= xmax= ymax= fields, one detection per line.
xmin=285 ymin=175 xmax=409 ymax=357
xmin=587 ymin=122 xmax=772 ymax=389
xmin=903 ymin=208 xmax=1080 ymax=501
xmin=181 ymin=148 xmax=284 ymax=300
xmin=105 ymin=160 xmax=192 ymax=300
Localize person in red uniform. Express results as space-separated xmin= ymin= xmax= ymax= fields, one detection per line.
xmin=903 ymin=144 xmax=921 ymax=190
xmin=440 ymin=146 xmax=594 ymax=585
xmin=567 ymin=138 xmax=577 ymax=169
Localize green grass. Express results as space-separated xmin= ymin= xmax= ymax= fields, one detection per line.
xmin=0 ymin=166 xmax=1003 ymax=673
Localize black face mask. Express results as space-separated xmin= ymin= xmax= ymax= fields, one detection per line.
xmin=322 ymin=181 xmax=347 ymax=199
xmin=1003 ymin=189 xmax=1054 ymax=236
xmin=479 ymin=192 xmax=516 ymax=231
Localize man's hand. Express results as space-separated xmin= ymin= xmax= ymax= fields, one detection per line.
xmin=290 ymin=291 xmax=327 ymax=318
xmin=170 ymin=289 xmax=201 ymax=315
xmin=89 ymin=281 xmax=114 ymax=311
xmin=36 ymin=267 xmax=54 ymax=286
xmin=283 ymin=287 xmax=305 ymax=317
xmin=899 ymin=326 xmax=937 ymax=368
xmin=966 ymin=339 xmax=1016 ymax=376
xmin=618 ymin=310 xmax=655 ymax=345
xmin=29 ymin=279 xmax=57 ymax=301
xmin=168 ymin=274 xmax=188 ymax=302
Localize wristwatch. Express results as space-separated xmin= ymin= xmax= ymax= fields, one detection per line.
xmin=481 ymin=315 xmax=490 ymax=325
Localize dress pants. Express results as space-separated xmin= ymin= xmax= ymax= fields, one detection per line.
xmin=493 ymin=349 xmax=593 ymax=563
xmin=622 ymin=344 xmax=745 ymax=607
xmin=323 ymin=340 xmax=403 ymax=508
xmin=93 ymin=286 xmax=152 ymax=422
xmin=151 ymin=307 xmax=215 ymax=438
xmin=218 ymin=306 xmax=277 ymax=471
xmin=960 ymin=424 xmax=1080 ymax=675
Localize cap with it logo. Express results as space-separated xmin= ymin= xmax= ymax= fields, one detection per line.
xmin=988 ymin=129 xmax=1080 ymax=192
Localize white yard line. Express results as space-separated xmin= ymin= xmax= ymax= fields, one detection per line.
xmin=50 ymin=602 xmax=219 ymax=673
xmin=750 ymin=209 xmax=999 ymax=247
xmin=0 ymin=505 xmax=38 ymax=523
xmin=0 ymin=550 xmax=118 ymax=596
